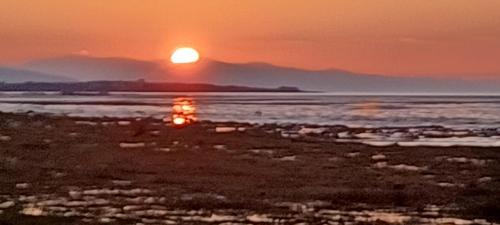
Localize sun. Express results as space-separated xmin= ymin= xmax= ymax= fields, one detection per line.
xmin=170 ymin=47 xmax=200 ymax=64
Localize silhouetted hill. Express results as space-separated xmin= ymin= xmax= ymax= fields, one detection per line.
xmin=0 ymin=80 xmax=302 ymax=93
xmin=21 ymin=55 xmax=500 ymax=92
xmin=0 ymin=67 xmax=74 ymax=83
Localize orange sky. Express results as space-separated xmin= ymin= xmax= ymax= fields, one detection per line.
xmin=1 ymin=0 xmax=500 ymax=79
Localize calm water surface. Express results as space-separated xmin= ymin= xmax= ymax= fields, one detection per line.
xmin=1 ymin=92 xmax=500 ymax=130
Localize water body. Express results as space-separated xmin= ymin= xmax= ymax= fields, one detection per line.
xmin=1 ymin=92 xmax=499 ymax=130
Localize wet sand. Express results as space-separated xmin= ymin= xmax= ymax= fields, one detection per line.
xmin=0 ymin=112 xmax=499 ymax=224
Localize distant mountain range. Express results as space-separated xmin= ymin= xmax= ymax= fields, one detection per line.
xmin=0 ymin=55 xmax=498 ymax=92
xmin=0 ymin=67 xmax=75 ymax=83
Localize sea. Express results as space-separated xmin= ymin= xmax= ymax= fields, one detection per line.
xmin=1 ymin=91 xmax=500 ymax=147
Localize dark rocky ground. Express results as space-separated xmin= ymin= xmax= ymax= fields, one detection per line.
xmin=0 ymin=112 xmax=499 ymax=224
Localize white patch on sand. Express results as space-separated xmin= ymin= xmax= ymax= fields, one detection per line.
xmin=215 ymin=127 xmax=236 ymax=133
xmin=355 ymin=132 xmax=381 ymax=139
xmin=101 ymin=122 xmax=115 ymax=126
xmin=337 ymin=132 xmax=351 ymax=138
xmin=119 ymin=142 xmax=146 ymax=148
xmin=281 ymin=132 xmax=299 ymax=138
xmin=436 ymin=182 xmax=461 ymax=188
xmin=478 ymin=177 xmax=493 ymax=183
xmin=328 ymin=157 xmax=342 ymax=162
xmin=112 ymin=180 xmax=132 ymax=186
xmin=20 ymin=205 xmax=44 ymax=216
xmin=117 ymin=121 xmax=131 ymax=126
xmin=434 ymin=217 xmax=475 ymax=225
xmin=277 ymin=155 xmax=296 ymax=161
xmin=0 ymin=135 xmax=11 ymax=141
xmin=213 ymin=145 xmax=227 ymax=150
xmin=345 ymin=152 xmax=360 ymax=157
xmin=249 ymin=149 xmax=274 ymax=155
xmin=98 ymin=217 xmax=114 ymax=223
xmin=16 ymin=183 xmax=30 ymax=189
xmin=445 ymin=157 xmax=488 ymax=166
xmin=0 ymin=201 xmax=15 ymax=209
xmin=246 ymin=214 xmax=273 ymax=223
xmin=356 ymin=211 xmax=412 ymax=224
xmin=75 ymin=121 xmax=98 ymax=126
xmin=398 ymin=137 xmax=500 ymax=147
xmin=373 ymin=162 xmax=426 ymax=171
xmin=150 ymin=130 xmax=160 ymax=135
xmin=390 ymin=164 xmax=426 ymax=171
xmin=422 ymin=131 xmax=447 ymax=136
xmin=423 ymin=175 xmax=436 ymax=179
xmin=156 ymin=147 xmax=171 ymax=152
xmin=68 ymin=191 xmax=81 ymax=199
xmin=123 ymin=205 xmax=143 ymax=211
xmin=298 ymin=127 xmax=326 ymax=135
xmin=198 ymin=214 xmax=238 ymax=222
xmin=82 ymin=188 xmax=153 ymax=196
xmin=363 ymin=141 xmax=396 ymax=146
xmin=373 ymin=162 xmax=388 ymax=169
xmin=371 ymin=154 xmax=387 ymax=160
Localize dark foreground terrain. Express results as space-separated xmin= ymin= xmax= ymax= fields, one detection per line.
xmin=0 ymin=112 xmax=499 ymax=225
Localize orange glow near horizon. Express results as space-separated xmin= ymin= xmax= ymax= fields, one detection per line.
xmin=1 ymin=0 xmax=500 ymax=78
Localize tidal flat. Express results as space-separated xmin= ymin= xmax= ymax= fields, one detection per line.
xmin=0 ymin=112 xmax=499 ymax=224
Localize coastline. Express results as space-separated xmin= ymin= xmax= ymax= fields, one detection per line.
xmin=1 ymin=112 xmax=499 ymax=224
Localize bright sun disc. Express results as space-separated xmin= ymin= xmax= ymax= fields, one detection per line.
xmin=170 ymin=47 xmax=200 ymax=64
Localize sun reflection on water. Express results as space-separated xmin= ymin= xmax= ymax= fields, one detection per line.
xmin=170 ymin=97 xmax=197 ymax=127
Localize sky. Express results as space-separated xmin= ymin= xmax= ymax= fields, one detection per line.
xmin=1 ymin=0 xmax=500 ymax=79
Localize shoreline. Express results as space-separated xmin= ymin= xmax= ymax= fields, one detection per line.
xmin=1 ymin=112 xmax=500 ymax=224
xmin=2 ymin=110 xmax=499 ymax=148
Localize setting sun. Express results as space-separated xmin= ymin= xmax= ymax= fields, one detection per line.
xmin=170 ymin=47 xmax=200 ymax=64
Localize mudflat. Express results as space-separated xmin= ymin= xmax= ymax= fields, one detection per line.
xmin=0 ymin=112 xmax=499 ymax=224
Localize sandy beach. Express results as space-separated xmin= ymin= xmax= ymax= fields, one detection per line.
xmin=1 ymin=112 xmax=499 ymax=224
